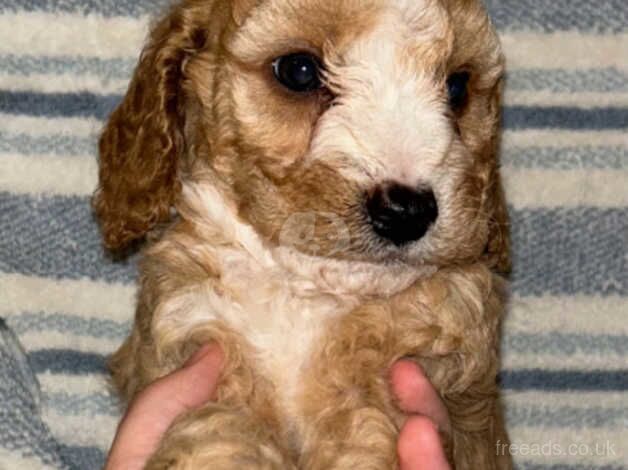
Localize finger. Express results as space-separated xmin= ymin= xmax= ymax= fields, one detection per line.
xmin=398 ymin=416 xmax=452 ymax=470
xmin=105 ymin=343 xmax=223 ymax=470
xmin=146 ymin=342 xmax=224 ymax=415
xmin=390 ymin=360 xmax=450 ymax=433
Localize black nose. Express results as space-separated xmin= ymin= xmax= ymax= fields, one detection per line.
xmin=366 ymin=184 xmax=438 ymax=246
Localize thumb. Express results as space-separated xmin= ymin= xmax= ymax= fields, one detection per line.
xmin=105 ymin=343 xmax=223 ymax=470
xmin=152 ymin=342 xmax=225 ymax=413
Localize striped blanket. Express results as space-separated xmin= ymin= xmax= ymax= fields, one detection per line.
xmin=0 ymin=1 xmax=626 ymax=469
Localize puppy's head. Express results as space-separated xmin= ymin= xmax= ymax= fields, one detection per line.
xmin=94 ymin=0 xmax=509 ymax=273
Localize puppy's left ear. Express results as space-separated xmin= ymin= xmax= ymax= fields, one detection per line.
xmin=481 ymin=78 xmax=511 ymax=275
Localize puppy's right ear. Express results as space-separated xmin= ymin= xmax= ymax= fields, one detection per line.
xmin=93 ymin=4 xmax=209 ymax=251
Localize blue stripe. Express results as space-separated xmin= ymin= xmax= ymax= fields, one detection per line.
xmin=507 ymin=68 xmax=628 ymax=93
xmin=0 ymin=54 xmax=134 ymax=81
xmin=0 ymin=131 xmax=96 ymax=156
xmin=503 ymin=106 xmax=628 ymax=130
xmin=2 ymin=91 xmax=628 ymax=130
xmin=58 ymin=444 xmax=106 ymax=470
xmin=506 ymin=405 xmax=627 ymax=429
xmin=499 ymin=369 xmax=628 ymax=391
xmin=28 ymin=349 xmax=108 ymax=374
xmin=502 ymin=146 xmax=628 ymax=170
xmin=1 ymin=192 xmax=626 ymax=295
xmin=510 ymin=207 xmax=626 ymax=296
xmin=485 ymin=0 xmax=628 ymax=33
xmin=0 ymin=0 xmax=169 ymax=17
xmin=0 ymin=192 xmax=138 ymax=284
xmin=516 ymin=465 xmax=625 ymax=470
xmin=7 ymin=313 xmax=130 ymax=340
xmin=503 ymin=333 xmax=628 ymax=356
xmin=0 ymin=91 xmax=120 ymax=120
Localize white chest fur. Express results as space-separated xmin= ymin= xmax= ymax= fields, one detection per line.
xmin=218 ymin=249 xmax=356 ymax=414
xmin=153 ymin=237 xmax=357 ymax=419
xmin=152 ymin=180 xmax=424 ymax=421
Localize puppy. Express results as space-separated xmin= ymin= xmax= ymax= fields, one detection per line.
xmin=94 ymin=0 xmax=512 ymax=468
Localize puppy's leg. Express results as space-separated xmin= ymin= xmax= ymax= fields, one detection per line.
xmin=405 ymin=266 xmax=512 ymax=470
xmin=298 ymin=302 xmax=406 ymax=470
xmin=301 ymin=264 xmax=510 ymax=470
xmin=446 ymin=394 xmax=512 ymax=470
xmin=145 ymin=404 xmax=295 ymax=470
xmin=300 ymin=406 xmax=399 ymax=470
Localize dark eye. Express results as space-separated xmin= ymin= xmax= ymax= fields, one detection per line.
xmin=446 ymin=72 xmax=470 ymax=110
xmin=272 ymin=53 xmax=322 ymax=93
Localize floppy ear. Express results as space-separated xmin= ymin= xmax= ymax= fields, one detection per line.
xmin=93 ymin=4 xmax=209 ymax=251
xmin=481 ymin=80 xmax=511 ymax=275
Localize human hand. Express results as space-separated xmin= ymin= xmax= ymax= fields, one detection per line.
xmin=390 ymin=359 xmax=452 ymax=470
xmin=104 ymin=343 xmax=224 ymax=470
xmin=105 ymin=346 xmax=450 ymax=470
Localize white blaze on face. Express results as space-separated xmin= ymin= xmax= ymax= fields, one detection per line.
xmin=307 ymin=0 xmax=453 ymax=190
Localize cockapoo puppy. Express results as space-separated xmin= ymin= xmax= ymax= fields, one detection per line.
xmin=94 ymin=0 xmax=512 ymax=467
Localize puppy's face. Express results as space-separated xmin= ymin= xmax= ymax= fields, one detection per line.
xmin=95 ymin=0 xmax=509 ymax=271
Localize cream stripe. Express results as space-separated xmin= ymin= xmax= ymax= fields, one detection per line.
xmin=502 ymin=33 xmax=628 ymax=70
xmin=43 ymin=409 xmax=117 ymax=450
xmin=0 ymin=113 xmax=102 ymax=138
xmin=0 ymin=273 xmax=136 ymax=323
xmin=504 ymin=390 xmax=628 ymax=409
xmin=37 ymin=372 xmax=114 ymax=398
xmin=0 ymin=449 xmax=58 ymax=470
xmin=0 ymin=72 xmax=128 ymax=95
xmin=0 ymin=152 xmax=98 ymax=196
xmin=505 ymin=296 xmax=628 ymax=336
xmin=503 ymin=169 xmax=628 ymax=208
xmin=502 ymin=351 xmax=627 ymax=372
xmin=18 ymin=330 xmax=120 ymax=355
xmin=3 ymin=153 xmax=627 ymax=207
xmin=2 ymin=274 xmax=624 ymax=337
xmin=0 ymin=12 xmax=147 ymax=58
xmin=0 ymin=12 xmax=626 ymax=71
xmin=502 ymin=130 xmax=628 ymax=148
xmin=505 ymin=90 xmax=628 ymax=108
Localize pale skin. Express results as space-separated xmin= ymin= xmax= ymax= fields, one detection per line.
xmin=105 ymin=344 xmax=452 ymax=470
